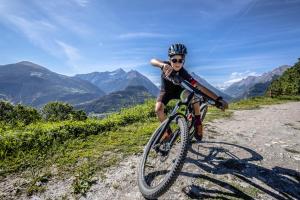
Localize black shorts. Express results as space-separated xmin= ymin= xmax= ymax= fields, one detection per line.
xmin=156 ymin=88 xmax=184 ymax=105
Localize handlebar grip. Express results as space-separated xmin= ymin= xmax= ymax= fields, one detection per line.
xmin=215 ymin=100 xmax=224 ymax=109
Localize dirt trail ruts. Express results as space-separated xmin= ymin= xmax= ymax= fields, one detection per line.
xmin=2 ymin=102 xmax=300 ymax=200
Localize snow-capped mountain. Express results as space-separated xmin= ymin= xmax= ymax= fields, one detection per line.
xmin=224 ymin=65 xmax=290 ymax=99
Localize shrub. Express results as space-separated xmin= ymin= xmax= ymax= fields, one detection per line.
xmin=13 ymin=104 xmax=41 ymax=125
xmin=0 ymin=100 xmax=156 ymax=159
xmin=0 ymin=101 xmax=15 ymax=123
xmin=71 ymin=110 xmax=87 ymax=121
xmin=0 ymin=101 xmax=41 ymax=125
xmin=41 ymin=101 xmax=87 ymax=121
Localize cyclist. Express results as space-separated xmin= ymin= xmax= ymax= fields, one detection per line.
xmin=151 ymin=43 xmax=228 ymax=141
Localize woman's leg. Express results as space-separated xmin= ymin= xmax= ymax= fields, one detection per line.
xmin=155 ymin=101 xmax=172 ymax=141
xmin=155 ymin=101 xmax=166 ymax=122
xmin=193 ymin=100 xmax=201 ymax=115
xmin=193 ymin=99 xmax=204 ymax=141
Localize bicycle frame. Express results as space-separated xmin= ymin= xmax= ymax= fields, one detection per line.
xmin=138 ymin=74 xmax=220 ymax=199
xmin=152 ymin=78 xmax=215 ymax=149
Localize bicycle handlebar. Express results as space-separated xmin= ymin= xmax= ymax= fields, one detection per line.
xmin=165 ymin=72 xmax=217 ymax=106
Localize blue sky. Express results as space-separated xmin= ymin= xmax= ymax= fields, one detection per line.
xmin=0 ymin=0 xmax=300 ymax=88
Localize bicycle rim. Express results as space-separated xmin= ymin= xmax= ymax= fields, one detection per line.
xmin=138 ymin=115 xmax=189 ymax=199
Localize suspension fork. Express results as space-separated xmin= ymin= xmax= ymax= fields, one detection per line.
xmin=167 ymin=113 xmax=187 ymax=149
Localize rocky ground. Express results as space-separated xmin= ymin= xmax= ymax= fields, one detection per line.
xmin=1 ymin=102 xmax=300 ymax=200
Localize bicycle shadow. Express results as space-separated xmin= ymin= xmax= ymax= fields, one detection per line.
xmin=181 ymin=141 xmax=300 ymax=200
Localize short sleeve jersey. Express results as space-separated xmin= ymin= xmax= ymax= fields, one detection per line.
xmin=160 ymin=61 xmax=195 ymax=93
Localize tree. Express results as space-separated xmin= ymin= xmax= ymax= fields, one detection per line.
xmin=267 ymin=59 xmax=300 ymax=96
xmin=0 ymin=101 xmax=15 ymax=123
xmin=0 ymin=101 xmax=41 ymax=125
xmin=14 ymin=104 xmax=41 ymax=125
xmin=41 ymin=101 xmax=87 ymax=121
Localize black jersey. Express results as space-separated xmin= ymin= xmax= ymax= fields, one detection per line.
xmin=160 ymin=61 xmax=195 ymax=92
xmin=157 ymin=62 xmax=197 ymax=105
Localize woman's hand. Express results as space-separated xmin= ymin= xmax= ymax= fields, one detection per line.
xmin=162 ymin=63 xmax=173 ymax=77
xmin=220 ymin=99 xmax=229 ymax=111
xmin=215 ymin=97 xmax=229 ymax=111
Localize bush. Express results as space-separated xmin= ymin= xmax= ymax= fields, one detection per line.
xmin=41 ymin=101 xmax=87 ymax=121
xmin=0 ymin=101 xmax=15 ymax=123
xmin=13 ymin=104 xmax=41 ymax=125
xmin=71 ymin=110 xmax=87 ymax=121
xmin=0 ymin=101 xmax=41 ymax=125
xmin=0 ymin=100 xmax=156 ymax=159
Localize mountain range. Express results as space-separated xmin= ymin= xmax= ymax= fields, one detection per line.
xmin=0 ymin=61 xmax=104 ymax=107
xmin=74 ymin=69 xmax=159 ymax=96
xmin=75 ymin=85 xmax=153 ymax=113
xmin=0 ymin=61 xmax=236 ymax=111
xmin=223 ymin=65 xmax=290 ymax=99
xmin=0 ymin=61 xmax=289 ymax=113
xmin=73 ymin=69 xmax=232 ymax=113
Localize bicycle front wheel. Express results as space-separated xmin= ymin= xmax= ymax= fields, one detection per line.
xmin=200 ymin=103 xmax=208 ymax=122
xmin=137 ymin=114 xmax=189 ymax=199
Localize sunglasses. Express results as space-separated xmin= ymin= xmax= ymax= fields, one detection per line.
xmin=171 ymin=58 xmax=184 ymax=64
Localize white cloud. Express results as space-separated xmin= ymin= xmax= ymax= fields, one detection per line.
xmin=0 ymin=9 xmax=82 ymax=66
xmin=117 ymin=32 xmax=172 ymax=39
xmin=0 ymin=1 xmax=86 ymax=72
xmin=230 ymin=71 xmax=259 ymax=79
xmin=31 ymin=0 xmax=93 ymax=37
xmin=1 ymin=14 xmax=59 ymax=56
xmin=217 ymin=70 xmax=260 ymax=90
xmin=56 ymin=40 xmax=81 ymax=65
xmin=72 ymin=0 xmax=89 ymax=7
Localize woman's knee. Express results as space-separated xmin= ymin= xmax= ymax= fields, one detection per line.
xmin=155 ymin=102 xmax=164 ymax=114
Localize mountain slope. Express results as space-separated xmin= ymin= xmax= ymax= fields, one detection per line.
xmin=0 ymin=61 xmax=105 ymax=107
xmin=267 ymin=59 xmax=300 ymax=96
xmin=191 ymin=72 xmax=233 ymax=101
xmin=74 ymin=69 xmax=159 ymax=96
xmin=224 ymin=65 xmax=289 ymax=99
xmin=75 ymin=85 xmax=153 ymax=113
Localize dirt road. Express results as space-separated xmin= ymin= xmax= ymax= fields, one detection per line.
xmin=83 ymin=102 xmax=300 ymax=200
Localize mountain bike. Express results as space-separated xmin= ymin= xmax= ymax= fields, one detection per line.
xmin=137 ymin=74 xmax=222 ymax=199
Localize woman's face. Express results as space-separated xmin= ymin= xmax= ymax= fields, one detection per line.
xmin=170 ymin=55 xmax=184 ymax=71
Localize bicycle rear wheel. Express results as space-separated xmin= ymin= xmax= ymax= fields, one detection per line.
xmin=137 ymin=114 xmax=189 ymax=199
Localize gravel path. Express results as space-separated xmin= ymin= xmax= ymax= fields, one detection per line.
xmin=1 ymin=102 xmax=300 ymax=200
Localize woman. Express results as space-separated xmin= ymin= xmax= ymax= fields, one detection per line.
xmin=151 ymin=43 xmax=228 ymax=141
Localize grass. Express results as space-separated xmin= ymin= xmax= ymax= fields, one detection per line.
xmin=72 ymin=162 xmax=96 ymax=195
xmin=205 ymin=106 xmax=233 ymax=121
xmin=26 ymin=172 xmax=51 ymax=196
xmin=229 ymin=95 xmax=300 ymax=110
xmin=0 ymin=95 xmax=299 ymax=196
xmin=0 ymin=119 xmax=160 ymax=195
